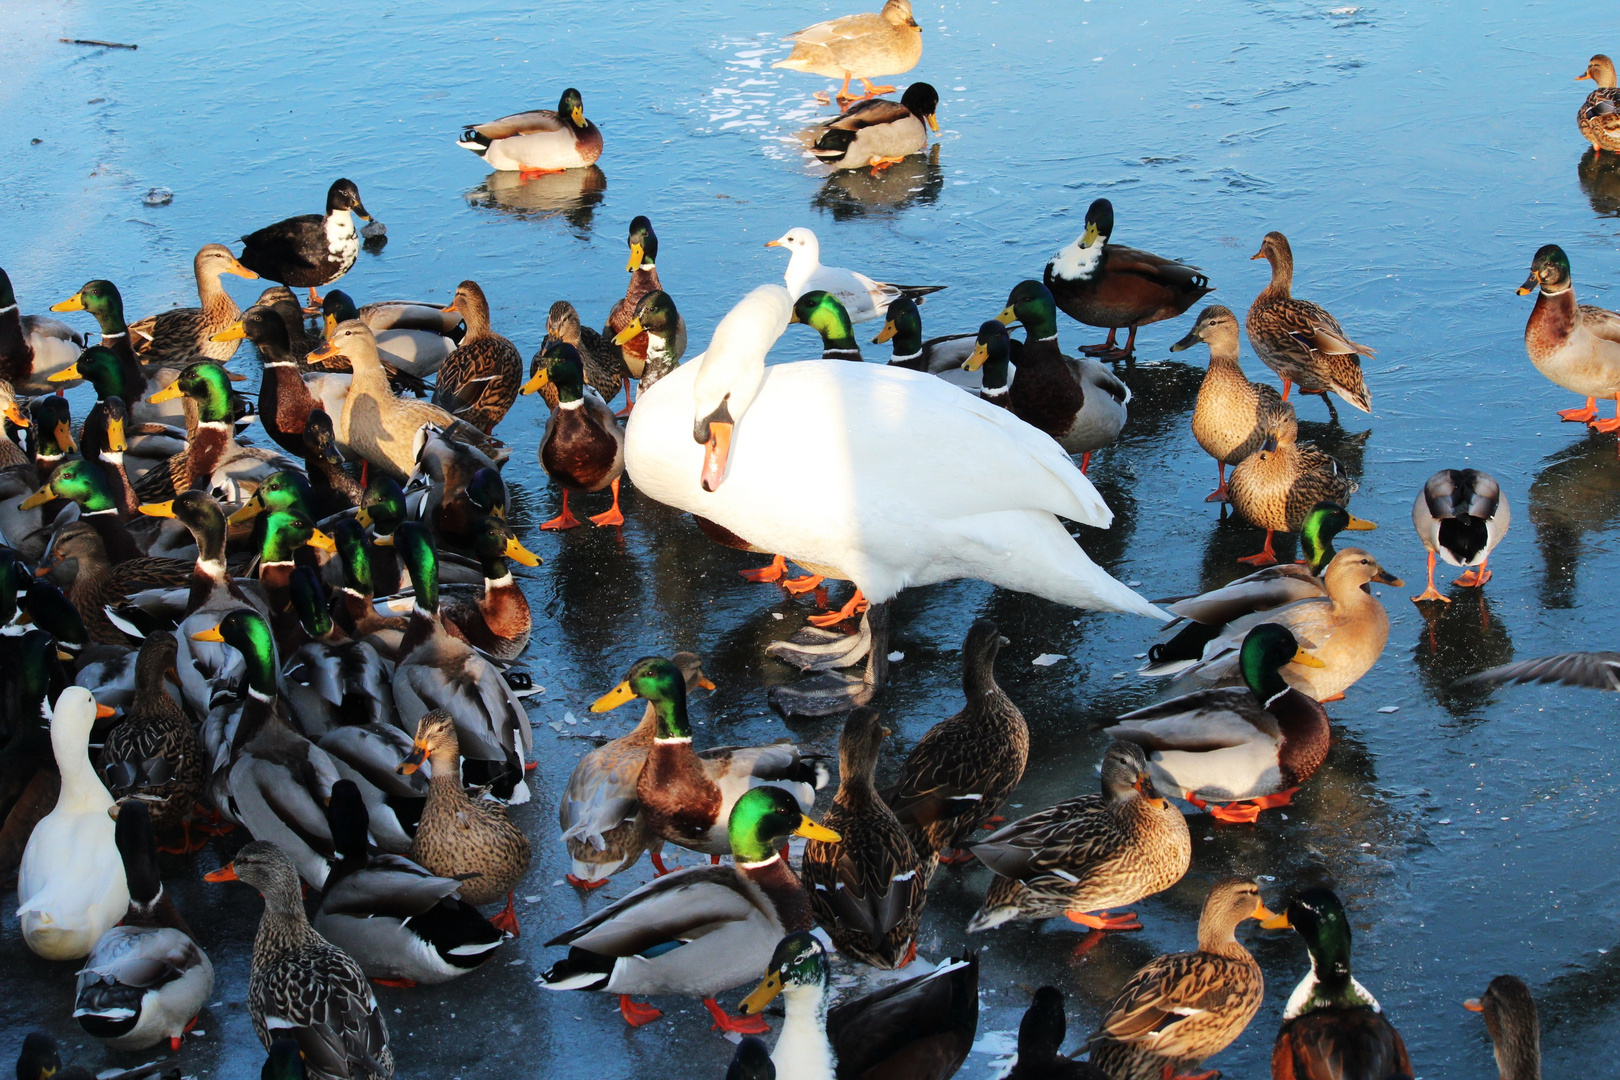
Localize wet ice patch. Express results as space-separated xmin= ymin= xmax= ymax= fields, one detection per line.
xmin=1032 ymin=653 xmax=1067 ymax=667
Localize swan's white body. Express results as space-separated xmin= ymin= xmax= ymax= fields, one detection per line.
xmin=624 ymin=286 xmax=1166 ymax=620
xmin=773 ymin=228 xmax=909 ymax=324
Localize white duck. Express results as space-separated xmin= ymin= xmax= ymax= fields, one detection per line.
xmin=17 ymin=686 xmax=131 ymax=960
xmin=767 ymin=227 xmax=942 ymax=324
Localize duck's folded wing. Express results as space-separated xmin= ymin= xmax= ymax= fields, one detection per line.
xmin=702 ymin=740 xmax=828 ymax=794
xmin=1459 ymin=651 xmax=1620 ymax=691
xmin=471 ymin=110 xmax=565 ymax=139
xmin=1162 ymin=567 xmax=1322 ymax=625
xmin=825 ymin=98 xmax=913 ymax=131
xmin=1093 ymin=953 xmax=1243 ymax=1047
xmin=547 ymin=866 xmax=762 ymax=954
xmin=817 ymin=840 xmax=923 ymax=941
xmin=1579 ymin=304 xmax=1620 ymax=346
xmin=320 ymin=855 xmax=462 ymax=918
xmin=971 ymin=794 xmax=1114 ymax=881
xmin=784 ymin=11 xmax=884 ymax=43
xmin=266 ymin=950 xmax=387 ymax=1080
xmin=1105 ymin=688 xmax=1279 ymax=748
xmin=1103 ymin=245 xmax=1210 ymax=290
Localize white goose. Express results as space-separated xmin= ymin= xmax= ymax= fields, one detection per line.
xmin=768 ymin=228 xmax=942 ymax=324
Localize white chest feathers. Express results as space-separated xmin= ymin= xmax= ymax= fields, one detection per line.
xmin=1050 ymin=236 xmax=1105 ymax=282
xmin=325 ymin=210 xmax=359 ymax=267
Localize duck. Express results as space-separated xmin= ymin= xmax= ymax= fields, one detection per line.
xmin=790 ymin=290 xmax=865 ymax=360
xmin=541 ymin=298 xmax=631 ymax=407
xmin=1105 ymin=623 xmax=1329 ymax=823
xmin=437 ymin=514 xmax=539 ymax=661
xmin=128 ymin=244 xmax=259 ymax=365
xmin=404 ymin=431 xmax=505 ymax=548
xmin=49 ymin=279 xmax=149 ymax=396
xmin=16 ymin=686 xmax=130 ymax=960
xmin=804 ymin=82 xmax=939 ymax=171
xmin=255 ymin=285 xmax=322 ymax=359
xmin=1227 ymin=413 xmax=1358 ymax=566
xmin=1577 ymin=55 xmax=1620 ymax=154
xmin=96 ymin=634 xmax=205 ymax=849
xmin=0 ymin=266 xmax=84 ymax=394
xmin=1246 ymin=232 xmax=1373 ymax=415
xmin=398 ymin=709 xmax=530 ymax=936
xmin=238 ymin=178 xmax=374 ymax=311
xmin=1517 ymin=243 xmax=1620 ymax=433
xmin=203 ymin=841 xmax=393 ymax=1080
xmin=1083 ymin=877 xmax=1273 ymax=1080
xmin=299 ymin=413 xmax=365 ymax=515
xmin=590 ymin=655 xmax=828 ymax=858
xmin=432 ymin=281 xmax=522 ymax=432
xmin=72 ymin=801 xmax=213 ymax=1051
xmin=769 ymin=228 xmax=943 ymax=324
xmin=607 ymin=217 xmax=688 ymax=390
xmin=139 ymin=360 xmax=300 ymax=504
xmin=800 ymin=707 xmax=924 ymax=969
xmin=873 ymin=297 xmax=985 ymax=386
xmin=1464 ymin=975 xmax=1541 ymax=1080
xmin=558 ymin=651 xmax=712 ymax=887
xmin=883 ymin=620 xmax=1027 ymax=875
xmin=622 ymin=286 xmax=1166 ymax=708
xmin=737 ymin=931 xmax=979 ymax=1080
xmin=321 ymin=289 xmax=454 ymax=378
xmin=773 ymin=0 xmax=924 ymax=104
xmin=47 ymin=345 xmax=186 ymax=464
xmin=457 ymin=88 xmax=603 ymax=174
xmin=22 ymin=459 xmax=144 ymax=563
xmin=280 ymin=566 xmax=396 ymax=735
xmin=1172 ymin=305 xmax=1296 ymax=502
xmin=1411 ymin=468 xmax=1510 ymax=603
xmin=523 ymin=340 xmax=626 ymax=529
xmin=38 ymin=520 xmax=191 ymax=645
xmin=539 ymin=786 xmax=839 ymax=1033
xmin=1044 ymin=199 xmax=1213 ymax=362
xmin=312 ymin=779 xmax=502 ymax=987
xmin=327 ymin=517 xmax=408 ymax=654
xmin=253 ymin=507 xmax=340 ymax=652
xmin=729 ymin=1039 xmax=777 ymax=1080
xmin=223 ymin=304 xmax=351 ymax=458
xmin=1004 ymin=987 xmax=1112 ymax=1080
xmin=616 ymin=288 xmax=689 ymax=399
xmin=983 ymin=280 xmax=1131 ymax=473
xmin=15 ymin=1031 xmax=165 ymax=1080
xmin=1459 ymin=649 xmax=1620 ymax=692
xmin=27 ymin=393 xmax=78 ymax=473
xmin=967 ymin=740 xmax=1190 ymax=935
xmin=1153 ymin=549 xmax=1401 ymax=703
xmin=1263 ymin=886 xmax=1412 ymax=1080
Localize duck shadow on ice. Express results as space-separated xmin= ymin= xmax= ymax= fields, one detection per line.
xmin=1576 ymin=147 xmax=1620 ymax=217
xmin=463 ymin=166 xmax=608 ymax=237
xmin=1528 ymin=432 xmax=1620 ymax=610
xmin=810 ymin=143 xmax=942 ymax=222
xmin=1410 ymin=588 xmax=1514 ymax=722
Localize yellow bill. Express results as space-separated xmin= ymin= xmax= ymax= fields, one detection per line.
xmin=191 ymin=624 xmax=226 ymax=643
xmin=211 ymin=321 xmax=247 ymax=343
xmin=50 ymin=293 xmax=86 ymax=312
xmin=1344 ymin=515 xmax=1378 ymax=531
xmin=739 ymin=971 xmax=784 ymax=1016
xmin=148 ymin=383 xmax=184 ymax=404
xmin=307 ymin=527 xmax=337 ymax=553
xmin=1259 ymin=909 xmax=1291 ymax=930
xmin=1290 ymin=647 xmax=1327 ymax=669
xmin=794 ymin=816 xmax=840 ymax=842
xmin=503 ymin=537 xmax=541 ymax=567
xmin=611 ymin=319 xmax=644 ymax=347
xmin=47 ymin=362 xmax=81 ymax=383
xmin=962 ymin=341 xmax=989 ymax=372
xmin=625 ymin=243 xmax=644 ymax=273
xmin=519 ymin=369 xmax=549 ymax=396
xmin=19 ymin=485 xmax=54 ymax=510
xmin=590 ymin=681 xmax=637 ymax=713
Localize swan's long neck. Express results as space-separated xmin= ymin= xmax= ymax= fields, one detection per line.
xmin=773 ymin=982 xmax=835 ymax=1080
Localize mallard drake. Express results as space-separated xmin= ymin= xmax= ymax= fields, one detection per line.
xmin=0 ymin=266 xmax=84 ymax=395
xmin=16 ymin=1031 xmax=156 ymax=1080
xmin=872 ymin=296 xmax=983 ymax=381
xmin=312 ymin=779 xmax=502 ymax=987
xmin=1228 ymin=414 xmax=1358 ymax=566
xmin=769 ymin=228 xmax=943 ymax=324
xmin=1106 ymin=623 xmax=1329 ymax=823
xmin=27 ymin=394 xmax=77 ymax=473
xmin=238 ymin=178 xmax=373 ymax=311
xmin=1044 ymin=199 xmax=1213 ymax=362
xmin=616 ymin=289 xmax=690 ymax=400
xmin=590 ymin=655 xmax=828 ymax=858
xmin=1263 ymin=886 xmax=1411 ymax=1080
xmin=540 ymin=786 xmax=839 ymax=1033
xmin=738 ymin=931 xmax=979 ymax=1079
xmin=1412 ymin=468 xmax=1510 ymax=603
xmin=22 ymin=459 xmax=144 ymax=563
xmin=1084 ymin=877 xmax=1273 ymax=1080
xmin=38 ymin=521 xmax=190 ymax=645
xmin=50 ymin=279 xmax=149 ymax=395
xmin=438 ymin=514 xmax=539 ymax=661
xmin=17 ymin=686 xmax=129 ymax=960
xmin=128 ymin=244 xmax=259 ymax=365
xmin=280 ymin=567 xmax=396 ymax=735
xmin=884 ymin=620 xmax=1027 ymax=874
xmin=967 ymin=740 xmax=1190 ymax=935
xmin=96 ymin=634 xmax=205 ymax=847
xmin=48 ymin=346 xmax=185 ymax=468
xmin=321 ymin=290 xmax=454 ymax=378
xmin=405 ymin=432 xmax=505 ymax=548
xmin=255 ymin=285 xmax=321 ymax=359
xmin=328 ymin=517 xmax=408 ymax=655
xmin=1155 ymin=549 xmax=1401 ymax=703
xmin=390 ymin=523 xmax=530 ymax=801
xmin=432 ymin=281 xmax=522 ymax=432
xmin=139 ymin=360 xmax=299 ymax=504
xmin=1005 ymin=987 xmax=1112 ymax=1080
xmin=773 ymin=0 xmax=924 ymax=104
xmin=523 ymin=341 xmax=626 ymax=529
xmin=800 ymin=707 xmax=924 ymax=968
xmin=1464 ymin=975 xmax=1541 ymax=1080
xmin=982 ymin=280 xmax=1131 ymax=473
xmin=1517 ymin=243 xmax=1620 ymax=433
xmin=541 ymin=299 xmax=630 ymax=406
xmin=458 ymin=88 xmax=603 ymax=174
xmin=1577 ymin=55 xmax=1620 ymax=154
xmin=790 ymin=290 xmax=865 ymax=360
xmin=559 ymin=651 xmax=712 ymax=887
xmin=1246 ymin=232 xmax=1373 ymax=415
xmin=223 ymin=304 xmax=351 ymax=459
xmin=607 ymin=217 xmax=688 ymax=388
xmin=1172 ymin=305 xmax=1295 ymax=502
xmin=1460 ymin=649 xmax=1620 ymax=691
xmin=398 ymin=709 xmax=530 ymax=936
xmin=805 ymin=82 xmax=939 ymax=171
xmin=204 ymin=841 xmax=393 ymax=1080
xmin=73 ymin=801 xmax=213 ymax=1051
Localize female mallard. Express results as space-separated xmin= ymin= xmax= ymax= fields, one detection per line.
xmin=140 ymin=360 xmax=299 ymax=504
xmin=128 ymin=244 xmax=259 ymax=365
xmin=737 ymin=931 xmax=979 ymax=1079
xmin=1246 ymin=232 xmax=1373 ymax=415
xmin=805 ymin=82 xmax=939 ymax=172
xmin=1517 ymin=243 xmax=1620 ymax=432
xmin=1464 ymin=975 xmax=1541 ymax=1080
xmin=524 ymin=341 xmax=626 ymax=529
xmin=204 ymin=842 xmax=393 ymax=1080
xmin=769 ymin=227 xmax=943 ymax=324
xmin=774 ymin=0 xmax=923 ymax=104
xmin=540 ymin=299 xmax=630 ymax=406
xmin=457 ymin=88 xmax=603 ymax=175
xmin=1263 ymin=887 xmax=1412 ymax=1080
xmin=97 ymin=635 xmax=205 ymax=848
xmin=801 ymin=707 xmax=925 ymax=969
xmin=238 ymin=178 xmax=373 ymax=311
xmin=885 ymin=619 xmax=1028 ymax=874
xmin=1412 ymin=468 xmax=1510 ymax=603
xmin=607 ymin=217 xmax=688 ymax=394
xmin=1084 ymin=877 xmax=1273 ymax=1080
xmin=73 ymin=802 xmax=213 ymax=1052
xmin=1106 ymin=623 xmax=1329 ymax=823
xmin=1227 ymin=414 xmax=1358 ymax=566
xmin=1044 ymin=199 xmax=1213 ymax=362
xmin=540 ymin=786 xmax=838 ymax=1033
xmin=38 ymin=522 xmax=190 ymax=645
xmin=559 ymin=652 xmax=712 ymax=887
xmin=398 ymin=710 xmax=531 ymax=937
xmin=967 ymin=740 xmax=1190 ymax=935
xmin=0 ymin=266 xmax=84 ymax=395
xmin=590 ymin=655 xmax=828 ymax=859
xmin=320 ymin=289 xmax=454 ymax=378
xmin=1577 ymin=55 xmax=1620 ymax=154
xmin=433 ymin=281 xmax=522 ymax=432
xmin=1172 ymin=305 xmax=1296 ymax=502
xmin=1005 ymin=988 xmax=1112 ymax=1080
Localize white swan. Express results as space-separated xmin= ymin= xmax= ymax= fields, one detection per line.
xmin=17 ymin=687 xmax=131 ymax=960
xmin=768 ymin=228 xmax=942 ymax=324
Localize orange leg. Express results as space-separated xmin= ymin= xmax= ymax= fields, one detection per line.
xmin=936 ymin=848 xmax=976 ymax=866
xmin=1236 ymin=530 xmax=1279 ymax=567
xmin=620 ymin=995 xmax=664 ymax=1027
xmin=1079 ymin=451 xmax=1093 ymax=474
xmin=1207 ymin=787 xmax=1298 ymax=824
xmin=858 ymin=77 xmax=896 ymax=97
xmin=868 ymin=155 xmax=908 ymax=172
xmin=566 ymin=873 xmax=609 ymax=890
xmin=1319 ymin=692 xmax=1346 ymax=702
xmin=1081 ymin=328 xmax=1118 ymax=357
xmin=739 ymin=554 xmax=788 ymax=583
xmin=897 ymin=939 xmax=917 ymax=968
xmin=1591 ymin=394 xmax=1620 ymax=433
xmin=518 ymin=166 xmax=566 ymax=179
xmin=704 ymin=997 xmax=770 ymax=1035
xmin=649 ymin=851 xmax=680 ymax=876
xmin=1455 ymin=557 xmax=1492 ymax=588
xmin=615 ymin=376 xmax=634 ymax=418
xmin=588 ymin=477 xmax=625 ymax=527
xmin=781 ymin=572 xmax=825 ymax=595
xmin=807 ymin=588 xmax=867 ymax=628
xmin=488 ymin=891 xmax=520 ymax=937
xmin=1205 ymin=461 xmax=1230 ymax=503
xmin=825 ymin=71 xmax=854 ymax=104
xmin=1559 ymin=395 xmax=1599 ymax=423
xmin=1280 ymin=377 xmax=1293 ymax=402
xmin=541 ymin=490 xmax=583 ymax=530
xmin=710 ymin=854 xmax=722 ymax=865
xmin=302 ymin=288 xmax=324 ymax=314
xmin=1412 ymin=549 xmax=1450 ymax=604
xmin=1066 ymin=909 xmax=1144 ymax=932
xmin=373 ymin=977 xmax=418 ymax=989
xmin=168 ymin=1015 xmax=200 ymax=1051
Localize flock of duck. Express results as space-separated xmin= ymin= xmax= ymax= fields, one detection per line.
xmin=5 ymin=8 xmax=1618 ymax=1080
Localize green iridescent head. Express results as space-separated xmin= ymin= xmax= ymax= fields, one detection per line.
xmin=197 ymin=608 xmax=278 ymax=698
xmin=739 ymin=931 xmax=831 ymax=1018
xmin=557 ymin=87 xmax=587 ymax=129
xmin=590 ymin=655 xmax=689 ymax=738
xmin=790 ymin=290 xmax=858 ymax=355
xmin=997 ymin=280 xmax=1058 ymax=339
xmin=1298 ymin=501 xmax=1377 ymax=575
xmin=872 ymin=296 xmax=923 ymax=356
xmin=332 ymin=518 xmax=377 ymax=597
xmin=22 ymin=458 xmax=117 ymax=514
xmin=539 ymin=340 xmax=587 ymax=405
xmin=359 ymin=476 xmax=406 ymax=540
xmin=961 ymin=319 xmax=1012 ymax=391
xmin=260 ymin=508 xmax=335 ymax=564
xmin=394 ymin=521 xmax=440 ymax=611
xmin=52 ymin=278 xmax=128 ymax=334
xmin=726 ymin=786 xmax=838 ymax=864
xmin=50 ymin=344 xmax=136 ymax=400
xmin=261 ymin=1037 xmax=309 ymax=1080
xmin=1238 ymin=623 xmax=1321 ymax=703
xmin=153 ymin=360 xmax=234 ymax=423
xmin=1263 ymin=886 xmax=1372 ymax=1011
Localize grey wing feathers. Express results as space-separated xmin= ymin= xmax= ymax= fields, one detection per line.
xmin=971 ymin=794 xmax=1114 ymax=880
xmin=472 ymin=110 xmax=565 ymax=139
xmin=546 ymin=866 xmax=761 ymax=954
xmin=1458 ymin=652 xmax=1620 ymax=691
xmin=1579 ymin=304 xmax=1620 ymax=345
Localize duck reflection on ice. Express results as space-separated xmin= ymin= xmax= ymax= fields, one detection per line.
xmin=1528 ymin=433 xmax=1620 ymax=609
xmin=464 ymin=166 xmax=608 ymax=235
xmin=1410 ymin=589 xmax=1513 ymax=720
xmin=1577 ymin=148 xmax=1620 ymax=217
xmin=811 ymin=143 xmax=942 ymax=221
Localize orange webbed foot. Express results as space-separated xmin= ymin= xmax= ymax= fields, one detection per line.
xmin=1454 ymin=568 xmax=1492 ymax=587
xmin=488 ymin=892 xmax=520 ymax=937
xmin=739 ymin=555 xmax=788 ymax=583
xmin=807 ymin=589 xmax=867 ymax=628
xmin=1593 ymin=417 xmax=1620 ymax=434
xmin=704 ymin=997 xmax=770 ymax=1035
xmin=589 ymin=506 xmax=625 ymax=528
xmin=1236 ymin=549 xmax=1278 ymax=567
xmin=781 ymin=572 xmax=825 ymax=595
xmin=1318 ymin=692 xmax=1345 ymax=703
xmin=1066 ymin=909 xmax=1144 ymax=932
xmin=540 ymin=507 xmax=583 ymax=530
xmin=1208 ymin=801 xmax=1263 ymax=824
xmin=566 ymin=874 xmax=609 ymax=890
xmin=1559 ymin=398 xmax=1599 ymax=423
xmin=373 ymin=977 xmax=417 ymax=989
xmin=518 ymin=166 xmax=566 ymax=179
xmin=1204 ymin=484 xmax=1231 ymax=504
xmin=1411 ymin=586 xmax=1451 ymax=604
xmin=620 ymin=995 xmax=664 ymax=1027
